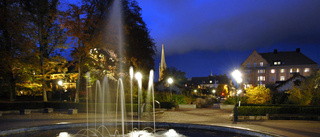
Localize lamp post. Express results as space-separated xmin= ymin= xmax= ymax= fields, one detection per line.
xmin=58 ymin=80 xmax=63 ymax=102
xmin=232 ymin=69 xmax=242 ymax=123
xmin=167 ymin=78 xmax=173 ymax=102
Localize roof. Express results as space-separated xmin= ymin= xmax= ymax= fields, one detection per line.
xmin=276 ymin=73 xmax=305 ymax=89
xmin=190 ymin=75 xmax=229 ymax=85
xmin=259 ymin=51 xmax=317 ymax=66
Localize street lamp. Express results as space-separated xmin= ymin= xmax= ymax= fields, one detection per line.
xmin=212 ymin=89 xmax=216 ymax=96
xmin=167 ymin=78 xmax=173 ymax=102
xmin=231 ymin=69 xmax=242 ymax=123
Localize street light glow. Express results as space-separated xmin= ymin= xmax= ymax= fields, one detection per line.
xmin=194 ymin=90 xmax=197 ymax=93
xmin=232 ymin=69 xmax=243 ymax=83
xmin=167 ymin=77 xmax=173 ymax=84
xmin=58 ymin=80 xmax=63 ymax=86
xmin=237 ymin=89 xmax=242 ymax=95
xmin=135 ymin=72 xmax=142 ymax=80
xmin=212 ymin=90 xmax=216 ymax=93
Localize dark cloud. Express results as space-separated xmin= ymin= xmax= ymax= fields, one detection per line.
xmin=137 ymin=0 xmax=320 ymax=55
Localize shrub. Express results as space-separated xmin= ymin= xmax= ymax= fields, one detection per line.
xmin=238 ymin=106 xmax=320 ymax=116
xmin=223 ymin=96 xmax=247 ymax=105
xmin=246 ymin=86 xmax=271 ymax=104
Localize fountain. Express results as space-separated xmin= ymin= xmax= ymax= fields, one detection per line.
xmin=0 ymin=0 xmax=277 ymax=136
xmin=72 ymin=67 xmax=168 ymax=137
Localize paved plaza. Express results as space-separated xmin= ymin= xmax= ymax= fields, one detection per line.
xmin=0 ymin=104 xmax=319 ymax=137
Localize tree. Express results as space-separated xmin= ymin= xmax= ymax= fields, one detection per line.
xmin=60 ymin=0 xmax=155 ymax=101
xmin=22 ymin=0 xmax=67 ymax=101
xmin=0 ymin=0 xmax=38 ymax=101
xmin=288 ymin=71 xmax=320 ymax=105
xmin=216 ymin=84 xmax=227 ymax=97
xmin=246 ymin=85 xmax=271 ymax=104
xmin=162 ymin=67 xmax=187 ymax=85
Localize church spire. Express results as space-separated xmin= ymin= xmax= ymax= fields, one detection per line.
xmin=159 ymin=44 xmax=167 ymax=81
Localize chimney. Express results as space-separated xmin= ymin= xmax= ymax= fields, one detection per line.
xmin=296 ymin=48 xmax=300 ymax=53
xmin=274 ymin=49 xmax=278 ymax=54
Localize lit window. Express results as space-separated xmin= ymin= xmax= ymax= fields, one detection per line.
xmin=274 ymin=61 xmax=281 ymax=66
xmin=260 ymin=62 xmax=263 ymax=67
xmin=290 ymin=68 xmax=300 ymax=73
xmin=304 ymin=68 xmax=310 ymax=72
xmin=258 ymin=69 xmax=265 ymax=73
xmin=253 ymin=63 xmax=257 ymax=67
xmin=271 ymin=69 xmax=275 ymax=73
xmin=280 ymin=69 xmax=285 ymax=73
xmin=257 ymin=76 xmax=265 ymax=81
xmin=280 ymin=76 xmax=285 ymax=81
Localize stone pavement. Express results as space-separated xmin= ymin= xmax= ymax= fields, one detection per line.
xmin=0 ymin=104 xmax=319 ymax=137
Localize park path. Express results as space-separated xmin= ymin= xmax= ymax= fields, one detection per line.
xmin=0 ymin=103 xmax=320 ymax=137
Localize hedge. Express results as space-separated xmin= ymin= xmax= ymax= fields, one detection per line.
xmin=238 ymin=106 xmax=320 ymax=116
xmin=0 ymin=102 xmax=163 ymax=112
xmin=0 ymin=102 xmax=44 ymax=110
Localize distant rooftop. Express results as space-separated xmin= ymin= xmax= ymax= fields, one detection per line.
xmin=259 ymin=48 xmax=317 ymax=66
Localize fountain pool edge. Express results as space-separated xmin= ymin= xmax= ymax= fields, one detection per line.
xmin=0 ymin=122 xmax=282 ymax=137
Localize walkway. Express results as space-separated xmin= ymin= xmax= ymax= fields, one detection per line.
xmin=0 ymin=104 xmax=319 ymax=137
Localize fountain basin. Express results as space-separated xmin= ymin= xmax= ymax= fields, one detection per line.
xmin=0 ymin=122 xmax=278 ymax=137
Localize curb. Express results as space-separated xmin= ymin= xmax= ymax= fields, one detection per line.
xmin=0 ymin=122 xmax=282 ymax=137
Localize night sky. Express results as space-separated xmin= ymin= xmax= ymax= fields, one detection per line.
xmin=62 ymin=0 xmax=320 ymax=80
xmin=136 ymin=0 xmax=320 ymax=80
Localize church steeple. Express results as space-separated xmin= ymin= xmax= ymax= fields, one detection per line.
xmin=159 ymin=44 xmax=167 ymax=81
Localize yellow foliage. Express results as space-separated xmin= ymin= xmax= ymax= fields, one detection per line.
xmin=246 ymin=86 xmax=271 ymax=104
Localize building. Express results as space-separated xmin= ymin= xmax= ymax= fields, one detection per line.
xmin=240 ymin=48 xmax=318 ymax=88
xmin=185 ymin=74 xmax=231 ymax=96
xmin=276 ymin=73 xmax=305 ymax=92
xmin=159 ymin=44 xmax=167 ymax=81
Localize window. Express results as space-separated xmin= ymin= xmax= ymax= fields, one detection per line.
xmin=304 ymin=68 xmax=310 ymax=72
xmin=280 ymin=69 xmax=285 ymax=73
xmin=257 ymin=76 xmax=265 ymax=81
xmin=271 ymin=76 xmax=275 ymax=82
xmin=271 ymin=69 xmax=275 ymax=73
xmin=253 ymin=62 xmax=257 ymax=67
xmin=247 ymin=63 xmax=250 ymax=67
xmin=274 ymin=61 xmax=281 ymax=65
xmin=245 ymin=70 xmax=252 ymax=74
xmin=260 ymin=62 xmax=263 ymax=67
xmin=280 ymin=76 xmax=285 ymax=81
xmin=290 ymin=68 xmax=300 ymax=73
xmin=246 ymin=77 xmax=251 ymax=82
xmin=258 ymin=69 xmax=265 ymax=73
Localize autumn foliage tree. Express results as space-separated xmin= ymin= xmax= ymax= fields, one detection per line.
xmin=288 ymin=71 xmax=320 ymax=105
xmin=245 ymin=85 xmax=271 ymax=104
xmin=0 ymin=0 xmax=37 ymax=101
xmin=22 ymin=0 xmax=67 ymax=101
